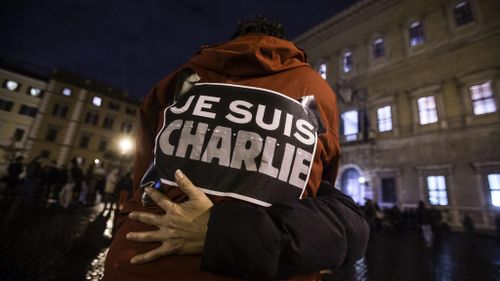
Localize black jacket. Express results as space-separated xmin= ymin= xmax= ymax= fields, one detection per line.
xmin=201 ymin=181 xmax=370 ymax=280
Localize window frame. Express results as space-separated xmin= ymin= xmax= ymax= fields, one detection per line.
xmin=317 ymin=62 xmax=328 ymax=79
xmin=376 ymin=105 xmax=393 ymax=132
xmin=0 ymin=98 xmax=14 ymax=112
xmin=18 ymin=104 xmax=38 ymax=117
xmin=426 ymin=175 xmax=449 ymax=206
xmin=408 ymin=20 xmax=426 ymax=47
xmin=79 ymin=134 xmax=91 ymax=149
xmin=52 ymin=103 xmax=69 ymax=118
xmin=417 ymin=96 xmax=439 ymax=125
xmin=453 ymin=1 xmax=474 ymax=27
xmin=458 ymin=70 xmax=499 ymax=126
xmin=28 ymin=87 xmax=43 ymax=98
xmin=342 ymin=51 xmax=353 ymax=73
xmin=3 ymin=79 xmax=21 ymax=91
xmin=372 ymin=37 xmax=385 ymax=59
xmin=469 ymin=81 xmax=497 ymax=116
xmin=486 ymin=174 xmax=500 ymax=208
xmin=62 ymin=87 xmax=72 ymax=97
xmin=92 ymin=96 xmax=103 ymax=107
xmin=102 ymin=116 xmax=115 ymax=130
xmin=12 ymin=128 xmax=26 ymax=142
xmin=341 ymin=109 xmax=360 ymax=142
xmin=410 ymin=85 xmax=447 ymax=133
xmin=416 ymin=165 xmax=455 ymax=209
xmin=46 ymin=127 xmax=59 ymax=142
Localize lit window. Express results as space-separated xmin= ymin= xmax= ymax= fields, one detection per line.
xmin=92 ymin=96 xmax=103 ymax=107
xmin=470 ymin=81 xmax=496 ymax=115
xmin=29 ymin=87 xmax=43 ymax=97
xmin=4 ymin=80 xmax=20 ymax=91
xmin=417 ymin=96 xmax=438 ymax=125
xmin=454 ymin=1 xmax=474 ymax=26
xmin=488 ymin=174 xmax=500 ymax=207
xmin=341 ymin=110 xmax=359 ymax=141
xmin=409 ymin=21 xmax=425 ymax=46
xmin=318 ymin=63 xmax=327 ymax=79
xmin=377 ymin=105 xmax=393 ymax=132
xmin=373 ymin=38 xmax=385 ymax=58
xmin=427 ymin=175 xmax=448 ymax=206
xmin=342 ymin=51 xmax=352 ymax=73
xmin=62 ymin=88 xmax=72 ymax=96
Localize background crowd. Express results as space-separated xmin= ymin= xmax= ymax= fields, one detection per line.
xmin=2 ymin=155 xmax=500 ymax=245
xmin=0 ymin=156 xmax=133 ymax=211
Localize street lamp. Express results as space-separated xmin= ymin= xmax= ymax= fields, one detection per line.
xmin=119 ymin=137 xmax=133 ymax=155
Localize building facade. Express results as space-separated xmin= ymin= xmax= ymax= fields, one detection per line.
xmin=0 ymin=68 xmax=46 ymax=170
xmin=295 ymin=0 xmax=500 ymax=228
xmin=0 ymin=66 xmax=141 ymax=173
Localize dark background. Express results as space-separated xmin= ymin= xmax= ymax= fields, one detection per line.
xmin=0 ymin=0 xmax=358 ymax=100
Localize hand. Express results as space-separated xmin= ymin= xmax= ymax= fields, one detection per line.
xmin=126 ymin=169 xmax=213 ymax=264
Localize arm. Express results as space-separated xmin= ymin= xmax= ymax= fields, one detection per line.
xmin=201 ymin=180 xmax=369 ymax=280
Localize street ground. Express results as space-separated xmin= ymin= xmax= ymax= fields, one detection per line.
xmin=0 ymin=199 xmax=499 ymax=281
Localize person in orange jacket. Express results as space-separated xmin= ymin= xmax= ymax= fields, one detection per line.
xmin=103 ymin=16 xmax=368 ymax=281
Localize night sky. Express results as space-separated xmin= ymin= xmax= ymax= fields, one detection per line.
xmin=0 ymin=0 xmax=358 ymax=100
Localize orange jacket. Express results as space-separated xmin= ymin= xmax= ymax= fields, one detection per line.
xmin=103 ymin=34 xmax=342 ymax=281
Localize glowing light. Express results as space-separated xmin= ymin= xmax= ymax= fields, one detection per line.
xmin=358 ymin=176 xmax=366 ymax=184
xmin=119 ymin=137 xmax=133 ymax=155
xmin=92 ymin=96 xmax=102 ymax=107
xmin=62 ymin=88 xmax=72 ymax=96
xmin=6 ymin=80 xmax=19 ymax=91
xmin=94 ymin=159 xmax=100 ymax=165
xmin=29 ymin=87 xmax=42 ymax=97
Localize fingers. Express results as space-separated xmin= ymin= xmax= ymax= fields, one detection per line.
xmin=130 ymin=246 xmax=167 ymax=264
xmin=130 ymin=242 xmax=179 ymax=264
xmin=126 ymin=230 xmax=164 ymax=242
xmin=129 ymin=211 xmax=162 ymax=226
xmin=145 ymin=187 xmax=175 ymax=212
xmin=175 ymin=169 xmax=204 ymax=199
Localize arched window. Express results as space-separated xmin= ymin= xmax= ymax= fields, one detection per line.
xmin=342 ymin=51 xmax=352 ymax=73
xmin=341 ymin=168 xmax=365 ymax=204
xmin=373 ymin=38 xmax=385 ymax=58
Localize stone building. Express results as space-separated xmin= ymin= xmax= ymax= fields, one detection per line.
xmin=0 ymin=68 xmax=46 ymax=170
xmin=295 ymin=0 xmax=500 ymax=229
xmin=0 ymin=64 xmax=141 ymax=173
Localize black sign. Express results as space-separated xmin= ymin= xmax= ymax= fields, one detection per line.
xmin=152 ymin=83 xmax=318 ymax=206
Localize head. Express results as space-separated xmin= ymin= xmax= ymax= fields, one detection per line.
xmin=231 ymin=15 xmax=285 ymax=39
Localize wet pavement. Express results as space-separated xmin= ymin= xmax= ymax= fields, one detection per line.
xmin=327 ymin=231 xmax=500 ymax=281
xmin=1 ymin=198 xmax=500 ymax=281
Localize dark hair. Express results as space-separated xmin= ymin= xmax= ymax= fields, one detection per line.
xmin=231 ymin=15 xmax=285 ymax=39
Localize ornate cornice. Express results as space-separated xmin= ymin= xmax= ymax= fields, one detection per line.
xmin=294 ymin=0 xmax=401 ymax=49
